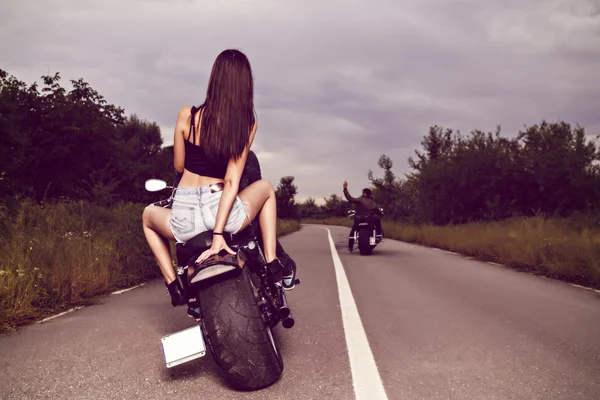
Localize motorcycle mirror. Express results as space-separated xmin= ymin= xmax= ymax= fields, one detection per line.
xmin=145 ymin=179 xmax=168 ymax=192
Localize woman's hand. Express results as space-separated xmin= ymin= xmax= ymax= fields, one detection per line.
xmin=195 ymin=235 xmax=236 ymax=265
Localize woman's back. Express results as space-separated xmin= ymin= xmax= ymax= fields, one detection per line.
xmin=176 ymin=105 xmax=229 ymax=189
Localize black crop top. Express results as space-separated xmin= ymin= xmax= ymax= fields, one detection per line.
xmin=184 ymin=106 xmax=228 ymax=179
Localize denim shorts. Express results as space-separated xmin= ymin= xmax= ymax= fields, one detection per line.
xmin=169 ymin=185 xmax=250 ymax=244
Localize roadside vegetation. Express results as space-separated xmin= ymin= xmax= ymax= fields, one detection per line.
xmin=0 ymin=70 xmax=300 ymax=332
xmin=296 ymin=123 xmax=600 ymax=290
xmin=303 ymin=216 xmax=600 ymax=289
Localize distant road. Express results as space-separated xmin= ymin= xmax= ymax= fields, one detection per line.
xmin=1 ymin=225 xmax=599 ymax=399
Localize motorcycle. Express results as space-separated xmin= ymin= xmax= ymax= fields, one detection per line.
xmin=145 ymin=179 xmax=299 ymax=391
xmin=347 ymin=208 xmax=384 ymax=255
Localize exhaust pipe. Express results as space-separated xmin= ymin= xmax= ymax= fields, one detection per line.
xmin=278 ymin=290 xmax=291 ymax=320
xmin=275 ymin=285 xmax=294 ymax=328
xmin=282 ymin=311 xmax=295 ymax=329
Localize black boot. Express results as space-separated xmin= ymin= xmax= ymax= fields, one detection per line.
xmin=278 ymin=252 xmax=297 ymax=290
xmin=165 ymin=279 xmax=187 ymax=307
xmin=266 ymin=256 xmax=298 ymax=290
xmin=348 ymin=238 xmax=354 ymax=252
xmin=266 ymin=258 xmax=285 ymax=282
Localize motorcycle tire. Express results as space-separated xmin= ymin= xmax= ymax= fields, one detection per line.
xmin=358 ymin=227 xmax=372 ymax=255
xmin=199 ymin=266 xmax=283 ymax=390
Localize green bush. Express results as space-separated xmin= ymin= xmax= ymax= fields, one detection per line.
xmin=0 ymin=200 xmax=301 ymax=332
xmin=303 ymin=216 xmax=600 ymax=289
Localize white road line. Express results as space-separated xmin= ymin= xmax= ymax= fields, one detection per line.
xmin=111 ymin=283 xmax=144 ymax=295
xmin=38 ymin=282 xmax=146 ymax=324
xmin=571 ymin=283 xmax=600 ymax=294
xmin=39 ymin=306 xmax=85 ymax=323
xmin=324 ymin=228 xmax=389 ymax=400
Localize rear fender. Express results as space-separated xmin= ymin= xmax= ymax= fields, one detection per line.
xmin=188 ymin=251 xmax=248 ymax=286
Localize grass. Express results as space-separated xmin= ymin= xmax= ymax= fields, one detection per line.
xmin=0 ymin=200 xmax=301 ymax=333
xmin=277 ymin=219 xmax=302 ymax=238
xmin=302 ymin=216 xmax=600 ymax=290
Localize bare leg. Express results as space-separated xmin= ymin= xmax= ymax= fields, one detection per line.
xmin=237 ymin=179 xmax=278 ymax=263
xmin=142 ymin=205 xmax=177 ymax=283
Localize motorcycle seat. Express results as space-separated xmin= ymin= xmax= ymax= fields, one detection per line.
xmin=175 ymin=224 xmax=259 ymax=268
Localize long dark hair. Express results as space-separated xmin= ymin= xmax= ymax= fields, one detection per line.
xmin=199 ymin=49 xmax=256 ymax=163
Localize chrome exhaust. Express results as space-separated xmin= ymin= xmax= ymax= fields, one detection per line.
xmin=278 ymin=287 xmax=291 ymax=320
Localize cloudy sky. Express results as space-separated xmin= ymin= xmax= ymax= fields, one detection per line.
xmin=2 ymin=0 xmax=599 ymax=202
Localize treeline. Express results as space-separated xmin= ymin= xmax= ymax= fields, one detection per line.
xmin=273 ymin=175 xmax=353 ymax=220
xmin=1 ymin=69 xmax=307 ymax=210
xmin=1 ymin=69 xmax=173 ymax=205
xmin=3 ymin=69 xmax=599 ymax=226
xmin=296 ymin=123 xmax=600 ymax=225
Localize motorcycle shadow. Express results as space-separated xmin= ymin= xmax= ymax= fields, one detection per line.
xmin=363 ymin=249 xmax=399 ymax=257
xmin=346 ymin=248 xmax=402 ymax=257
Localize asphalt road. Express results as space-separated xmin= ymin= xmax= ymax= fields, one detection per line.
xmin=1 ymin=225 xmax=600 ymax=400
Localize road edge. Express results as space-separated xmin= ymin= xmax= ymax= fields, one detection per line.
xmin=312 ymin=224 xmax=600 ymax=296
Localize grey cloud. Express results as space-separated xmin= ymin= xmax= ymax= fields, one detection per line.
xmin=1 ymin=0 xmax=599 ymax=201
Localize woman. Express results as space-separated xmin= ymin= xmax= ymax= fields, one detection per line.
xmin=142 ymin=49 xmax=294 ymax=307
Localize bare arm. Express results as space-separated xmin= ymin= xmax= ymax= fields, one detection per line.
xmin=212 ymin=123 xmax=258 ymax=234
xmin=173 ymin=106 xmax=192 ymax=173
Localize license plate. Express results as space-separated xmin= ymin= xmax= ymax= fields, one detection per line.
xmin=161 ymin=325 xmax=206 ymax=368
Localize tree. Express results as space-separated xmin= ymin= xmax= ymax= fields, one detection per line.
xmin=0 ymin=69 xmax=173 ymax=204
xmin=404 ymin=121 xmax=600 ymax=224
xmin=516 ymin=121 xmax=599 ymax=216
xmin=0 ymin=71 xmax=35 ymax=198
xmin=275 ymin=176 xmax=298 ymax=219
xmin=297 ymin=197 xmax=320 ymax=219
xmin=323 ymin=194 xmax=351 ymax=217
xmin=368 ymin=154 xmax=403 ymax=220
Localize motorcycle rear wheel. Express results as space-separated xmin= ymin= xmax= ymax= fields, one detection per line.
xmin=358 ymin=228 xmax=372 ymax=255
xmin=199 ymin=266 xmax=283 ymax=390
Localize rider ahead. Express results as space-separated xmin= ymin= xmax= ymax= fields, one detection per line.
xmin=343 ymin=181 xmax=383 ymax=251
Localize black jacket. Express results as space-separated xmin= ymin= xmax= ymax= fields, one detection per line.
xmin=343 ymin=188 xmax=382 ymax=218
